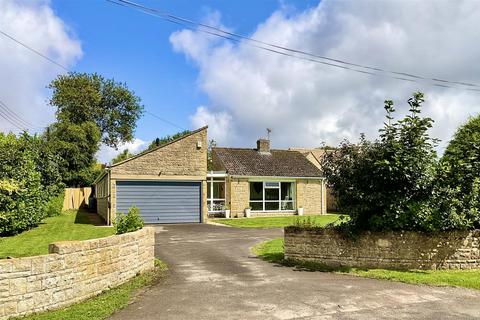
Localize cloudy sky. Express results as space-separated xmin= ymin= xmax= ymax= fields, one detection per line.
xmin=1 ymin=0 xmax=479 ymax=163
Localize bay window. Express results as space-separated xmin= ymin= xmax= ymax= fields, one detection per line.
xmin=249 ymin=181 xmax=295 ymax=211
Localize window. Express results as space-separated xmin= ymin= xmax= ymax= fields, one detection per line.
xmin=207 ymin=177 xmax=226 ymax=212
xmin=249 ymin=181 xmax=295 ymax=211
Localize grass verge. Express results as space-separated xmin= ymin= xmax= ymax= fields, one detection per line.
xmin=0 ymin=209 xmax=114 ymax=258
xmin=253 ymin=238 xmax=480 ymax=290
xmin=213 ymin=214 xmax=341 ymax=228
xmin=17 ymin=259 xmax=168 ymax=320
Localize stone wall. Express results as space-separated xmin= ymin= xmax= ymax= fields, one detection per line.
xmin=296 ymin=179 xmax=323 ymax=215
xmin=284 ymin=227 xmax=480 ymax=270
xmin=0 ymin=227 xmax=155 ymax=320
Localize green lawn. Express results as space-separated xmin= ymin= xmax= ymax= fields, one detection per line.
xmin=253 ymin=238 xmax=480 ymax=291
xmin=212 ymin=214 xmax=341 ymax=228
xmin=0 ymin=209 xmax=114 ymax=259
xmin=18 ymin=260 xmax=168 ymax=320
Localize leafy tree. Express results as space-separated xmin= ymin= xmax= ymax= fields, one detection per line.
xmin=48 ymin=72 xmax=143 ymax=148
xmin=322 ymin=92 xmax=439 ymax=232
xmin=112 ymin=149 xmax=134 ymax=164
xmin=46 ymin=120 xmax=101 ymax=187
xmin=432 ymin=115 xmax=480 ymax=230
xmin=0 ymin=133 xmax=44 ymax=235
xmin=146 ymin=130 xmax=191 ymax=151
xmin=207 ymin=139 xmax=217 ymax=171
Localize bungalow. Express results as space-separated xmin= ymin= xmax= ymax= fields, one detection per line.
xmin=93 ymin=126 xmax=327 ymax=224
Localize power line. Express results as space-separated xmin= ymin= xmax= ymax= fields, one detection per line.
xmin=0 ymin=99 xmax=36 ymax=128
xmin=108 ymin=0 xmax=480 ymax=92
xmin=145 ymin=111 xmax=186 ymax=131
xmin=0 ymin=30 xmax=69 ymax=72
xmin=0 ymin=27 xmax=187 ymax=132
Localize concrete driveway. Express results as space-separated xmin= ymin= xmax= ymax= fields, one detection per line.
xmin=110 ymin=224 xmax=480 ymax=320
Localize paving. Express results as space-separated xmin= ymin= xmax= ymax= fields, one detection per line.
xmin=109 ymin=224 xmax=480 ymax=320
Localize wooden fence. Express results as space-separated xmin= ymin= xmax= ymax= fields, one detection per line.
xmin=63 ymin=187 xmax=92 ymax=210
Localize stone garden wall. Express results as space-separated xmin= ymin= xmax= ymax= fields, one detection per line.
xmin=284 ymin=227 xmax=480 ymax=270
xmin=0 ymin=227 xmax=155 ymax=320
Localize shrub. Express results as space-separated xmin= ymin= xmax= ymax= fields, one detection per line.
xmin=115 ymin=206 xmax=144 ymax=235
xmin=45 ymin=190 xmax=65 ymax=217
xmin=430 ymin=115 xmax=480 ymax=230
xmin=0 ymin=133 xmax=44 ymax=236
xmin=322 ymin=92 xmax=439 ymax=232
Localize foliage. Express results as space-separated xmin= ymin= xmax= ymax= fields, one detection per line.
xmin=0 ymin=133 xmax=44 ymax=236
xmin=45 ymin=190 xmax=65 ymax=217
xmin=17 ymin=133 xmax=64 ymax=197
xmin=146 ymin=130 xmax=191 ymax=151
xmin=207 ymin=139 xmax=217 ymax=170
xmin=431 ymin=115 xmax=480 ymax=230
xmin=254 ymin=238 xmax=480 ymax=291
xmin=0 ymin=209 xmax=114 ymax=258
xmin=115 ymin=206 xmax=144 ymax=235
xmin=48 ymin=72 xmax=143 ymax=148
xmin=112 ymin=149 xmax=134 ymax=164
xmin=46 ymin=120 xmax=101 ymax=187
xmin=322 ymin=92 xmax=440 ymax=232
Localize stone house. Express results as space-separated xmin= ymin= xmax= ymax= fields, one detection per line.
xmin=94 ymin=126 xmax=327 ymax=224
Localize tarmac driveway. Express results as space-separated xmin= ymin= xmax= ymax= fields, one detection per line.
xmin=110 ymin=224 xmax=480 ymax=320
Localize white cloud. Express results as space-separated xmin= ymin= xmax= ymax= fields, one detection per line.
xmin=0 ymin=0 xmax=82 ymax=134
xmin=171 ymin=1 xmax=480 ymax=151
xmin=96 ymin=138 xmax=148 ymax=164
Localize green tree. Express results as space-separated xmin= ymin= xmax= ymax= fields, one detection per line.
xmin=322 ymin=92 xmax=439 ymax=232
xmin=207 ymin=139 xmax=217 ymax=170
xmin=0 ymin=133 xmax=44 ymax=235
xmin=112 ymin=149 xmax=134 ymax=164
xmin=433 ymin=115 xmax=480 ymax=230
xmin=146 ymin=130 xmax=191 ymax=151
xmin=48 ymin=72 xmax=143 ymax=148
xmin=46 ymin=120 xmax=101 ymax=187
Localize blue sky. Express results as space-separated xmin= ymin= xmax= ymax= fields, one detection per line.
xmin=51 ymin=0 xmax=317 ymax=143
xmin=1 ymin=0 xmax=480 ymax=163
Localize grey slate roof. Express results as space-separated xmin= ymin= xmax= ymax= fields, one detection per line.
xmin=212 ymin=147 xmax=323 ymax=178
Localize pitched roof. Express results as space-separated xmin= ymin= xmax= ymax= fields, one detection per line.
xmin=289 ymin=148 xmax=330 ymax=165
xmin=212 ymin=147 xmax=323 ymax=178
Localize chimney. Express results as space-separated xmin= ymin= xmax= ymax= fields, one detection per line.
xmin=257 ymin=138 xmax=270 ymax=154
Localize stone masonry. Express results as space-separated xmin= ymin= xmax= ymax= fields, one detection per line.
xmin=0 ymin=227 xmax=155 ymax=319
xmin=296 ymin=179 xmax=322 ymax=215
xmin=284 ymin=227 xmax=480 ymax=270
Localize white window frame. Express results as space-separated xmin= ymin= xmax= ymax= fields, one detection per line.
xmin=249 ymin=181 xmax=295 ymax=212
xmin=207 ymin=176 xmax=226 ymax=213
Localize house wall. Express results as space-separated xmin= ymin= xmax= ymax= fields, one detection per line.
xmin=226 ymin=178 xmax=324 ymax=217
xmin=99 ymin=128 xmax=208 ymax=224
xmin=228 ymin=177 xmax=249 ymax=218
xmin=296 ymin=179 xmax=323 ymax=215
xmin=95 ymin=173 xmax=109 ymax=222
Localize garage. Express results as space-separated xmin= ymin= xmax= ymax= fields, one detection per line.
xmin=116 ymin=180 xmax=202 ymax=224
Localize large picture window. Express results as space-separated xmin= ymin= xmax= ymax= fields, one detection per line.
xmin=249 ymin=181 xmax=295 ymax=211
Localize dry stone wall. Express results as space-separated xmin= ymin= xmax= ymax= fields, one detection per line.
xmin=284 ymin=227 xmax=480 ymax=270
xmin=0 ymin=227 xmax=155 ymax=319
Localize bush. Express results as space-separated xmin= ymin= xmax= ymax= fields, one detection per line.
xmin=115 ymin=206 xmax=144 ymax=235
xmin=0 ymin=133 xmax=44 ymax=236
xmin=322 ymin=93 xmax=439 ymax=232
xmin=45 ymin=190 xmax=65 ymax=217
xmin=430 ymin=115 xmax=480 ymax=230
